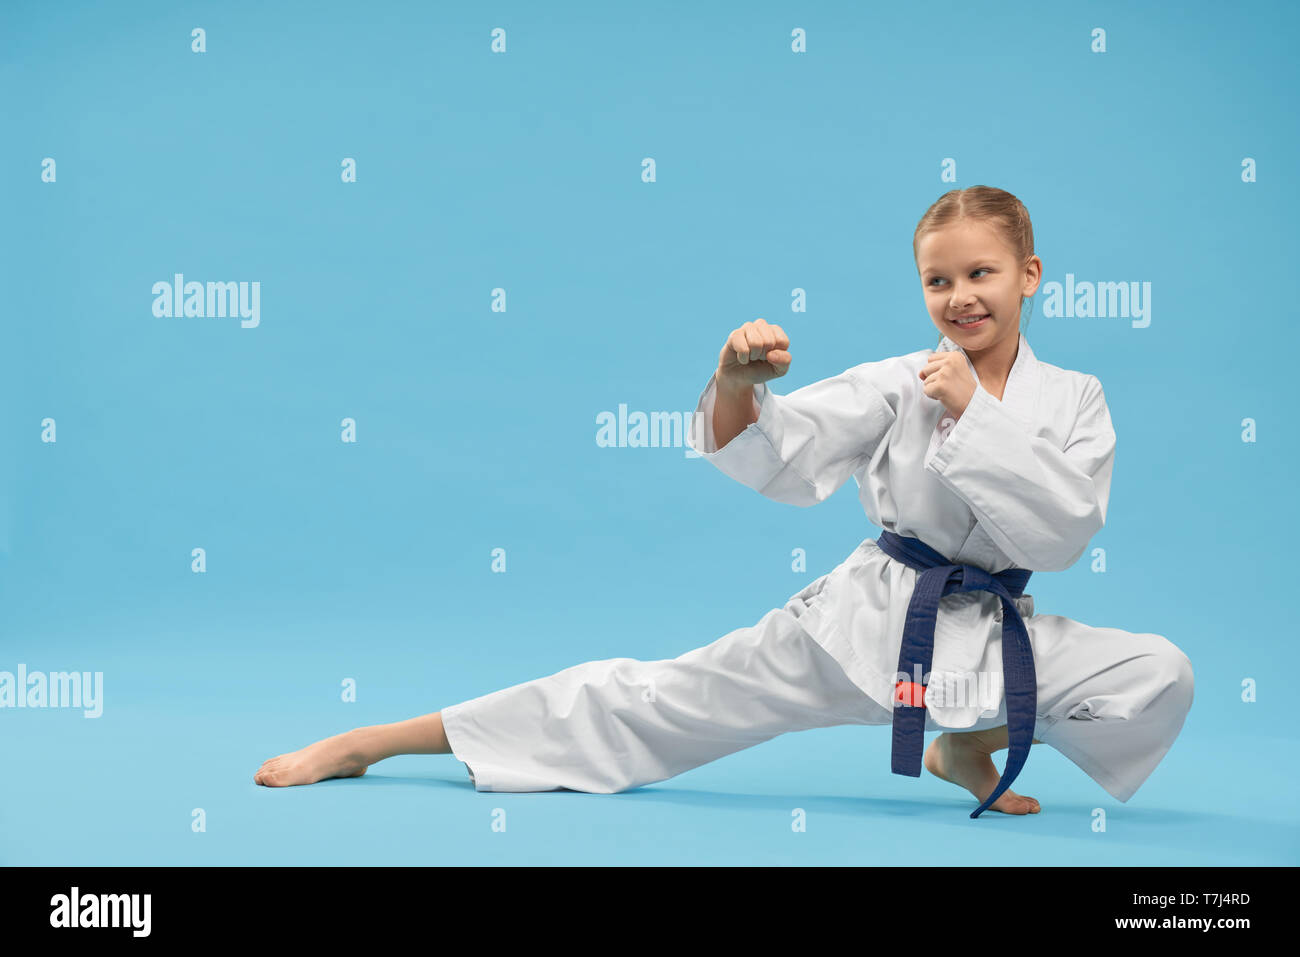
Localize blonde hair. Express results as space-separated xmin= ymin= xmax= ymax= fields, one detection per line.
xmin=914 ymin=186 xmax=1036 ymax=348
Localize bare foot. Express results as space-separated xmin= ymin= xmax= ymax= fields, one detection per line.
xmin=254 ymin=728 xmax=371 ymax=787
xmin=923 ymin=726 xmax=1041 ymax=814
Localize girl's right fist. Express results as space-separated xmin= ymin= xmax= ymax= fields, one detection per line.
xmin=716 ymin=318 xmax=792 ymax=388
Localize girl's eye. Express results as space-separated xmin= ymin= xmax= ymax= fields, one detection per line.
xmin=929 ymin=268 xmax=989 ymax=286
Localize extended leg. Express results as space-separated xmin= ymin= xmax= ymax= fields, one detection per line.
xmin=254 ymin=606 xmax=878 ymax=791
xmin=254 ymin=712 xmax=452 ymax=787
xmin=438 ymin=605 xmax=882 ymax=794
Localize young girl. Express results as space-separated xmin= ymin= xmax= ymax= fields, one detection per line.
xmin=254 ymin=186 xmax=1194 ymax=817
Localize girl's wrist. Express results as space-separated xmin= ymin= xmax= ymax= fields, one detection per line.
xmin=715 ymin=369 xmax=753 ymax=396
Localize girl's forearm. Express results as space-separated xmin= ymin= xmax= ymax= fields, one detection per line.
xmin=712 ymin=375 xmax=757 ymax=450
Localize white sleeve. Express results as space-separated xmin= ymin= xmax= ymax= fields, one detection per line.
xmin=924 ymin=374 xmax=1116 ymax=572
xmin=687 ymin=365 xmax=897 ymax=507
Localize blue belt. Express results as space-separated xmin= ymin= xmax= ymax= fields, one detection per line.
xmin=875 ymin=530 xmax=1036 ymax=819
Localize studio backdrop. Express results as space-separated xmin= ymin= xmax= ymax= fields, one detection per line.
xmin=2 ymin=0 xmax=1297 ymax=866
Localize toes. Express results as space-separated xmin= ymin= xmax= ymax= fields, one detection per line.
xmin=990 ymin=791 xmax=1040 ymax=815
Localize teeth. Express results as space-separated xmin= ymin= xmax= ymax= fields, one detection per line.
xmin=954 ymin=314 xmax=988 ymax=325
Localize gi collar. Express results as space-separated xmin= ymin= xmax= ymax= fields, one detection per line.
xmin=936 ymin=332 xmax=1041 ymax=431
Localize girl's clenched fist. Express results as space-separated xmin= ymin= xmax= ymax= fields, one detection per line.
xmin=716 ymin=318 xmax=792 ymax=389
xmin=919 ymin=351 xmax=978 ymax=418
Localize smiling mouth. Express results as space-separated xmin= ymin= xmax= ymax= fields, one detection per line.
xmin=950 ymin=313 xmax=990 ymax=327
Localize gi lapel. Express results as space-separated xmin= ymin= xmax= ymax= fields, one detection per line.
xmin=936 ymin=332 xmax=1041 ymax=432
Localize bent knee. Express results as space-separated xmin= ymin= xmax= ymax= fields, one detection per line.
xmin=1146 ymin=635 xmax=1194 ymax=711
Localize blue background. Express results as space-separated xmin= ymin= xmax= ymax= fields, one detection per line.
xmin=2 ymin=0 xmax=1296 ymax=865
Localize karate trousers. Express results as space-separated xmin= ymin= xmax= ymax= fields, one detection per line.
xmin=439 ymin=604 xmax=1194 ymax=804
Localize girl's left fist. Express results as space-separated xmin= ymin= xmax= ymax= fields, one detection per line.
xmin=919 ymin=351 xmax=977 ymax=419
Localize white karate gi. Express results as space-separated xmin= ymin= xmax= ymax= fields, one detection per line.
xmin=441 ymin=333 xmax=1194 ymax=804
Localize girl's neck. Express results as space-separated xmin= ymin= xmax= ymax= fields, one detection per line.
xmin=965 ymin=334 xmax=1020 ymax=401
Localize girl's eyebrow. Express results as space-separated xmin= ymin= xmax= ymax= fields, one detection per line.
xmin=921 ymin=262 xmax=999 ymax=278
